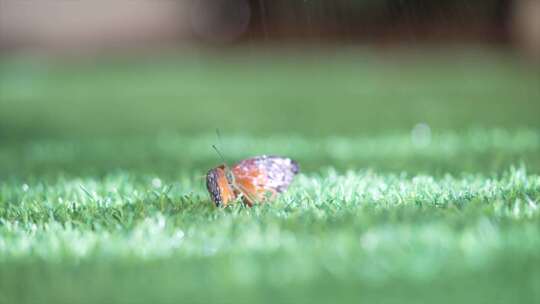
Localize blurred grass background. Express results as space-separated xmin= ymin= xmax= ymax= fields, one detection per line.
xmin=1 ymin=48 xmax=539 ymax=179
xmin=1 ymin=49 xmax=539 ymax=140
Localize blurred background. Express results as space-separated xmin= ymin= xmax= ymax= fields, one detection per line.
xmin=0 ymin=0 xmax=539 ymax=139
xmin=2 ymin=0 xmax=540 ymax=51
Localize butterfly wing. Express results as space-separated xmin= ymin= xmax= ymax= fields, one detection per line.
xmin=206 ymin=165 xmax=237 ymax=207
xmin=232 ymin=155 xmax=299 ymax=205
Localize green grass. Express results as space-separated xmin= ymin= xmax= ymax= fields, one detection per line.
xmin=1 ymin=49 xmax=539 ymax=138
xmin=1 ymin=131 xmax=540 ymax=304
xmin=1 ymin=49 xmax=540 ymax=303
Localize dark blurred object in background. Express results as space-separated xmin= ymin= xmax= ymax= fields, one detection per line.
xmin=0 ymin=0 xmax=539 ymax=58
xmin=246 ymin=0 xmax=511 ymax=43
xmin=512 ymin=0 xmax=540 ymax=60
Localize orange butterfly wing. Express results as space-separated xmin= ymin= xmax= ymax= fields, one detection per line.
xmin=206 ymin=165 xmax=236 ymax=206
xmin=232 ymin=155 xmax=299 ymax=206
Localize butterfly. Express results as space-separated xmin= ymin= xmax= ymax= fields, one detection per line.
xmin=206 ymin=155 xmax=299 ymax=207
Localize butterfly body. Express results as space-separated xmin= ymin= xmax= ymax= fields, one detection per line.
xmin=206 ymin=155 xmax=299 ymax=207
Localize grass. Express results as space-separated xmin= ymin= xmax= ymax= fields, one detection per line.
xmin=1 ymin=49 xmax=540 ymax=303
xmin=1 ymin=131 xmax=540 ymax=304
xmin=1 ymin=49 xmax=539 ymax=138
xmin=1 ymin=164 xmax=540 ymax=303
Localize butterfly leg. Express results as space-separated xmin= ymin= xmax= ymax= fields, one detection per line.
xmin=241 ymin=195 xmax=254 ymax=207
xmin=232 ymin=184 xmax=255 ymax=207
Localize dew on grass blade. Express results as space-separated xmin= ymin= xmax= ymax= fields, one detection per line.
xmin=152 ymin=178 xmax=162 ymax=188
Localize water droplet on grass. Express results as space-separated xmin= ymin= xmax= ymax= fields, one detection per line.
xmin=152 ymin=178 xmax=162 ymax=188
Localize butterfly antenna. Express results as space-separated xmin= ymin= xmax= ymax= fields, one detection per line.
xmin=216 ymin=129 xmax=223 ymax=146
xmin=216 ymin=129 xmax=227 ymax=156
xmin=213 ymin=128 xmax=232 ymax=166
xmin=212 ymin=144 xmax=227 ymax=165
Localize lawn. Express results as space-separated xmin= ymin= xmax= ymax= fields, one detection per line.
xmin=0 ymin=49 xmax=540 ymax=303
